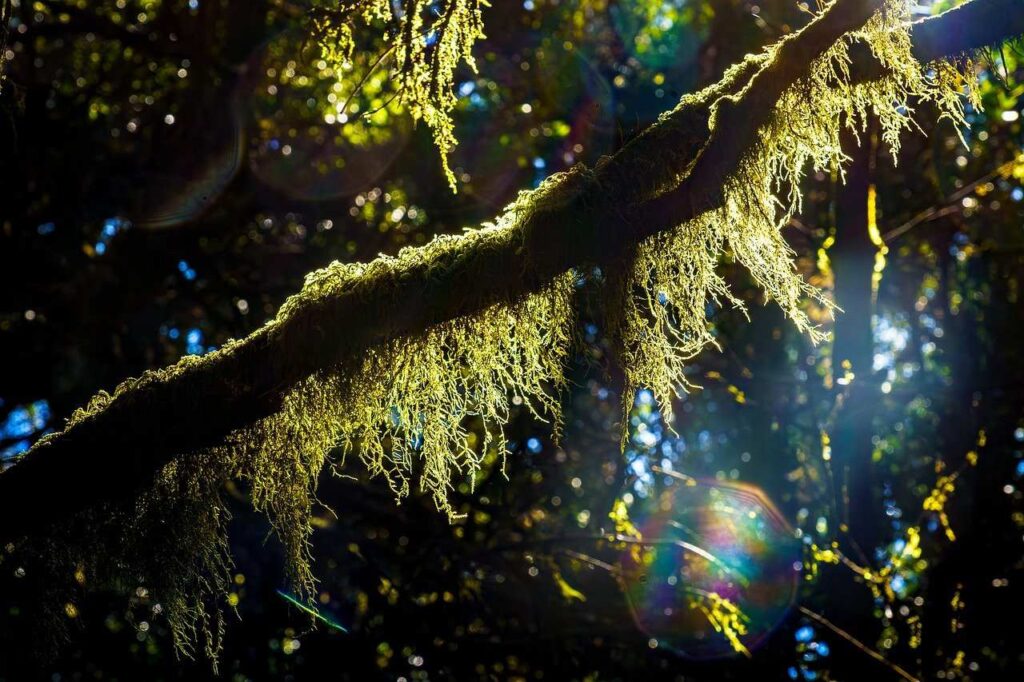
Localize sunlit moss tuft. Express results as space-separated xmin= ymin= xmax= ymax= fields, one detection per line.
xmin=267 ymin=245 xmax=576 ymax=521
xmin=314 ymin=0 xmax=488 ymax=190
xmin=610 ymin=0 xmax=976 ymax=432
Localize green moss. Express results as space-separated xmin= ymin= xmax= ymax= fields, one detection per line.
xmin=315 ymin=0 xmax=487 ymax=190
xmin=610 ymin=0 xmax=975 ymax=432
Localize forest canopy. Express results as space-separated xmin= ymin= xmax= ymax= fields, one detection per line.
xmin=2 ymin=0 xmax=1024 ymax=680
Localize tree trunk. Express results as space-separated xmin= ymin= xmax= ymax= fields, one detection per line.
xmin=831 ymin=122 xmax=884 ymax=558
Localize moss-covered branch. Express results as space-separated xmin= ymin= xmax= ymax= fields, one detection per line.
xmin=0 ymin=0 xmax=855 ymax=540
xmin=1 ymin=0 xmax=1022 ymax=660
xmin=0 ymin=0 xmax=1016 ymax=545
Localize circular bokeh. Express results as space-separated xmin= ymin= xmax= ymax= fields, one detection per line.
xmin=136 ymin=103 xmax=245 ymax=229
xmin=609 ymin=0 xmax=703 ymax=71
xmin=619 ymin=479 xmax=801 ymax=658
xmin=242 ymin=30 xmax=412 ymax=201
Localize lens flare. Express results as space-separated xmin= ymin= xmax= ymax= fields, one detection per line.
xmin=619 ymin=480 xmax=800 ymax=658
xmin=137 ymin=107 xmax=244 ymax=229
xmin=451 ymin=49 xmax=614 ymax=208
xmin=276 ymin=590 xmax=348 ymax=633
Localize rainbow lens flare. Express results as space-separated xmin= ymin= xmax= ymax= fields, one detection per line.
xmin=619 ymin=480 xmax=800 ymax=658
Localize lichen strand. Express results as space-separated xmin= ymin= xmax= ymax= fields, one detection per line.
xmin=336 ymin=278 xmax=575 ymax=511
xmin=13 ymin=447 xmax=236 ymax=665
xmin=315 ymin=0 xmax=488 ymax=190
xmin=611 ymin=0 xmax=976 ymax=430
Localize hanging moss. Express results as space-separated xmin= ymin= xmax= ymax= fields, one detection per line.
xmin=7 ymin=0 xmax=979 ymax=664
xmin=610 ymin=0 xmax=976 ymax=431
xmin=314 ymin=0 xmax=488 ymax=190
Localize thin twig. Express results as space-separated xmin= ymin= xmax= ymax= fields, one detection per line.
xmin=798 ymin=606 xmax=920 ymax=682
xmin=334 ymin=43 xmax=398 ymax=119
xmin=883 ymin=161 xmax=1013 ymax=243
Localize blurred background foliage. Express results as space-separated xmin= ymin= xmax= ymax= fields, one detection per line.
xmin=1 ymin=0 xmax=1023 ymax=680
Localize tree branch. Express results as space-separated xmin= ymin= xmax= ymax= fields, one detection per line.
xmin=848 ymin=0 xmax=1024 ymax=83
xmin=2 ymin=0 xmax=1021 ymax=545
xmin=911 ymin=0 xmax=1024 ymax=62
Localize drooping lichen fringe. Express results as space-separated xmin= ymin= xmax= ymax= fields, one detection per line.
xmin=10 ymin=0 xmax=977 ymax=663
xmin=17 ymin=169 xmax=583 ymax=662
xmin=610 ymin=0 xmax=977 ymax=430
xmin=314 ymin=0 xmax=487 ymax=190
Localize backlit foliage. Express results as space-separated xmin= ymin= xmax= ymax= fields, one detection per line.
xmin=11 ymin=0 xmax=981 ymax=664
xmin=691 ymin=591 xmax=752 ymax=657
xmin=801 ymin=443 xmax=979 ymax=658
xmin=313 ymin=0 xmax=488 ymax=190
